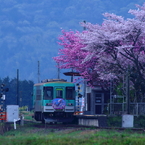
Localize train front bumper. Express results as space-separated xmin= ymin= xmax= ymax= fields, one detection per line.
xmin=43 ymin=106 xmax=75 ymax=112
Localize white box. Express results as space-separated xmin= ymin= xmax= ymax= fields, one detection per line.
xmin=6 ymin=105 xmax=19 ymax=122
xmin=122 ymin=114 xmax=134 ymax=128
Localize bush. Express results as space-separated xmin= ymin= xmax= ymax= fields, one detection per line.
xmin=134 ymin=115 xmax=145 ymax=128
xmin=107 ymin=116 xmax=122 ymax=127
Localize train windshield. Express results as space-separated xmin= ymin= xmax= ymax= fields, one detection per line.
xmin=66 ymin=87 xmax=75 ymax=100
xmin=43 ymin=87 xmax=53 ymax=100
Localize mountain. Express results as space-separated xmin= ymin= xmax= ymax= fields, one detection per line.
xmin=0 ymin=0 xmax=144 ymax=83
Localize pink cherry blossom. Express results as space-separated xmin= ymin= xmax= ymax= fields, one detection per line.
xmin=54 ymin=3 xmax=145 ymax=99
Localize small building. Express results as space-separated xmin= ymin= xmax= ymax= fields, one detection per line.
xmin=76 ymin=85 xmax=109 ymax=127
xmin=84 ymin=86 xmax=110 ymax=115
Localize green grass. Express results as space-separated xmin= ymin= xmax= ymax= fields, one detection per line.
xmin=20 ymin=111 xmax=33 ymax=121
xmin=1 ymin=123 xmax=145 ymax=145
xmin=2 ymin=113 xmax=145 ymax=144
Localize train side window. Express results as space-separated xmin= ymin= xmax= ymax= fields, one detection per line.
xmin=66 ymin=87 xmax=75 ymax=100
xmin=43 ymin=87 xmax=53 ymax=100
xmin=36 ymin=88 xmax=41 ymax=100
xmin=56 ymin=89 xmax=63 ymax=98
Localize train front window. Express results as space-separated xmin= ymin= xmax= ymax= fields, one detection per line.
xmin=43 ymin=87 xmax=53 ymax=100
xmin=56 ymin=89 xmax=63 ymax=98
xmin=66 ymin=87 xmax=75 ymax=100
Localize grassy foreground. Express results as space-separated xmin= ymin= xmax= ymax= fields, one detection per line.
xmin=1 ymin=123 xmax=145 ymax=145
xmin=1 ymin=111 xmax=145 ymax=145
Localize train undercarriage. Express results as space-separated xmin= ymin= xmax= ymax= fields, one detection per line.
xmin=34 ymin=111 xmax=75 ymax=123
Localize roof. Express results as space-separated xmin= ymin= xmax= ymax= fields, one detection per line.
xmin=63 ymin=72 xmax=81 ymax=76
xmin=34 ymin=78 xmax=74 ymax=86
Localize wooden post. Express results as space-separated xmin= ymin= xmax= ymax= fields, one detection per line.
xmin=20 ymin=114 xmax=24 ymax=126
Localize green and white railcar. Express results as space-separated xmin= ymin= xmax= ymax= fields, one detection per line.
xmin=33 ymin=79 xmax=76 ymax=123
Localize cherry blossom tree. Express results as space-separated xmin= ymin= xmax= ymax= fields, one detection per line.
xmin=53 ymin=30 xmax=100 ymax=86
xmin=54 ymin=30 xmax=110 ymax=88
xmin=79 ymin=3 xmax=145 ymax=101
xmin=54 ymin=30 xmax=86 ymax=69
xmin=54 ymin=3 xmax=145 ymax=101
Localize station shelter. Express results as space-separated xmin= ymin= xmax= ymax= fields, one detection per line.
xmin=84 ymin=86 xmax=110 ymax=115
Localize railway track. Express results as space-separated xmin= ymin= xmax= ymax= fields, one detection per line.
xmin=0 ymin=120 xmax=145 ymax=135
xmin=24 ymin=120 xmax=145 ymax=133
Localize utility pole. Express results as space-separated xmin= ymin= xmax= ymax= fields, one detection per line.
xmin=126 ymin=67 xmax=130 ymax=114
xmin=17 ymin=69 xmax=19 ymax=106
xmin=57 ymin=63 xmax=60 ymax=79
xmin=38 ymin=61 xmax=40 ymax=83
xmin=83 ymin=20 xmax=86 ymax=30
xmin=71 ymin=68 xmax=73 ymax=82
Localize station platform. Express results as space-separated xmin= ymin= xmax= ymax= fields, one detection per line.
xmin=75 ymin=114 xmax=108 ymax=127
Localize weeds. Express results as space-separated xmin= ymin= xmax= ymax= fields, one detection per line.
xmin=1 ymin=128 xmax=145 ymax=145
xmin=1 ymin=114 xmax=145 ymax=144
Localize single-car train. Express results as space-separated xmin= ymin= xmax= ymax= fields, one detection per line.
xmin=33 ymin=79 xmax=76 ymax=123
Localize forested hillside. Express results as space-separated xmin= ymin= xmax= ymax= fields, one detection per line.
xmin=0 ymin=77 xmax=33 ymax=109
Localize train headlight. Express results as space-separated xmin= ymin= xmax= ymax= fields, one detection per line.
xmin=46 ymin=103 xmax=52 ymax=106
xmin=68 ymin=103 xmax=73 ymax=106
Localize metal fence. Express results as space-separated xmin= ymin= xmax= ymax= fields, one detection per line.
xmin=109 ymin=103 xmax=145 ymax=116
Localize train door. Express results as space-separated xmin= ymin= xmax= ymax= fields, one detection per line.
xmin=52 ymin=87 xmax=66 ymax=110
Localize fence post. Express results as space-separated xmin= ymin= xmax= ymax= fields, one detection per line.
xmin=137 ymin=103 xmax=138 ymax=116
xmin=20 ymin=114 xmax=24 ymax=126
xmin=122 ymin=103 xmax=124 ymax=114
